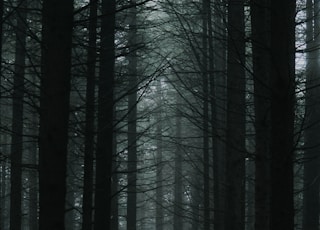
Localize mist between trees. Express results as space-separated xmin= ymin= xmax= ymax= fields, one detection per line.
xmin=0 ymin=0 xmax=317 ymax=230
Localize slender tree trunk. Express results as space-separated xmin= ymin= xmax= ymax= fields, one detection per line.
xmin=250 ymin=1 xmax=271 ymax=229
xmin=127 ymin=1 xmax=138 ymax=229
xmin=82 ymin=1 xmax=97 ymax=230
xmin=65 ymin=176 xmax=75 ymax=230
xmin=25 ymin=87 xmax=38 ymax=230
xmin=303 ymin=0 xmax=320 ymax=229
xmin=269 ymin=1 xmax=295 ymax=229
xmin=39 ymin=0 xmax=73 ymax=229
xmin=1 ymin=135 xmax=8 ymax=230
xmin=212 ymin=1 xmax=227 ymax=229
xmin=225 ymin=0 xmax=246 ymax=229
xmin=0 ymin=0 xmax=3 ymax=226
xmin=156 ymin=80 xmax=163 ymax=230
xmin=191 ymin=178 xmax=200 ymax=230
xmin=174 ymin=95 xmax=182 ymax=230
xmin=93 ymin=0 xmax=115 ymax=229
xmin=0 ymin=161 xmax=6 ymax=230
xmin=111 ymin=146 xmax=119 ymax=230
xmin=28 ymin=116 xmax=38 ymax=230
xmin=10 ymin=1 xmax=27 ymax=229
xmin=0 ymin=134 xmax=10 ymax=230
xmin=201 ymin=0 xmax=210 ymax=228
xmin=246 ymin=160 xmax=255 ymax=230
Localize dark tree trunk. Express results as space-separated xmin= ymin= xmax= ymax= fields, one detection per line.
xmin=0 ymin=160 xmax=6 ymax=230
xmin=10 ymin=1 xmax=27 ymax=229
xmin=201 ymin=0 xmax=210 ymax=228
xmin=65 ymin=174 xmax=76 ymax=230
xmin=127 ymin=1 xmax=138 ymax=229
xmin=93 ymin=0 xmax=115 ymax=229
xmin=212 ymin=0 xmax=227 ymax=229
xmin=28 ymin=114 xmax=38 ymax=230
xmin=82 ymin=1 xmax=97 ymax=229
xmin=269 ymin=1 xmax=295 ymax=229
xmin=174 ymin=95 xmax=182 ymax=230
xmin=225 ymin=0 xmax=246 ymax=229
xmin=156 ymin=80 xmax=163 ymax=230
xmin=111 ymin=150 xmax=119 ymax=230
xmin=1 ymin=135 xmax=9 ymax=230
xmin=38 ymin=0 xmax=73 ymax=229
xmin=303 ymin=1 xmax=320 ymax=229
xmin=250 ymin=1 xmax=271 ymax=229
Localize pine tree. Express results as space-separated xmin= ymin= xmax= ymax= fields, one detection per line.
xmin=38 ymin=0 xmax=73 ymax=229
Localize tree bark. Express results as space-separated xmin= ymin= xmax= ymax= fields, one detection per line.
xmin=212 ymin=1 xmax=227 ymax=229
xmin=201 ymin=0 xmax=210 ymax=228
xmin=303 ymin=0 xmax=320 ymax=229
xmin=156 ymin=80 xmax=163 ymax=230
xmin=39 ymin=0 xmax=73 ymax=229
xmin=225 ymin=0 xmax=246 ymax=229
xmin=269 ymin=0 xmax=295 ymax=229
xmin=127 ymin=1 xmax=138 ymax=229
xmin=10 ymin=1 xmax=27 ymax=229
xmin=82 ymin=1 xmax=97 ymax=229
xmin=250 ymin=1 xmax=271 ymax=229
xmin=28 ymin=112 xmax=38 ymax=230
xmin=93 ymin=0 xmax=115 ymax=229
xmin=174 ymin=94 xmax=183 ymax=230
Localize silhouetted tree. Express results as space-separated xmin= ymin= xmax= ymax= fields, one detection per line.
xmin=269 ymin=0 xmax=296 ymax=229
xmin=127 ymin=1 xmax=138 ymax=229
xmin=82 ymin=1 xmax=98 ymax=230
xmin=225 ymin=0 xmax=246 ymax=229
xmin=303 ymin=0 xmax=320 ymax=229
xmin=10 ymin=1 xmax=27 ymax=229
xmin=93 ymin=0 xmax=116 ymax=229
xmin=250 ymin=0 xmax=271 ymax=229
xmin=38 ymin=0 xmax=73 ymax=229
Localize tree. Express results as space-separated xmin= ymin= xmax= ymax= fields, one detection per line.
xmin=127 ymin=1 xmax=138 ymax=229
xmin=38 ymin=0 xmax=73 ymax=229
xmin=302 ymin=0 xmax=320 ymax=229
xmin=269 ymin=0 xmax=296 ymax=229
xmin=173 ymin=94 xmax=183 ymax=230
xmin=212 ymin=1 xmax=227 ymax=230
xmin=225 ymin=0 xmax=246 ymax=229
xmin=10 ymin=1 xmax=27 ymax=229
xmin=156 ymin=79 xmax=164 ymax=230
xmin=250 ymin=0 xmax=271 ymax=229
xmin=201 ymin=0 xmax=210 ymax=229
xmin=82 ymin=1 xmax=98 ymax=229
xmin=93 ymin=0 xmax=116 ymax=228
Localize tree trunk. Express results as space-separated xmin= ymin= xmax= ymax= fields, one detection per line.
xmin=303 ymin=0 xmax=320 ymax=229
xmin=269 ymin=0 xmax=295 ymax=229
xmin=174 ymin=94 xmax=182 ymax=230
xmin=212 ymin=1 xmax=227 ymax=229
xmin=250 ymin=1 xmax=271 ymax=229
xmin=28 ymin=126 xmax=38 ymax=230
xmin=82 ymin=1 xmax=97 ymax=229
xmin=225 ymin=0 xmax=246 ymax=229
xmin=111 ymin=149 xmax=119 ymax=230
xmin=93 ymin=0 xmax=115 ymax=229
xmin=0 ymin=161 xmax=6 ymax=230
xmin=1 ymin=134 xmax=8 ymax=230
xmin=65 ymin=175 xmax=76 ymax=230
xmin=26 ymin=96 xmax=38 ymax=230
xmin=38 ymin=0 xmax=73 ymax=229
xmin=10 ymin=1 xmax=27 ymax=229
xmin=156 ymin=80 xmax=163 ymax=230
xmin=127 ymin=1 xmax=138 ymax=229
xmin=201 ymin=0 xmax=210 ymax=228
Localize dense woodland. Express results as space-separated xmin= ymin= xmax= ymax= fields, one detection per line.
xmin=0 ymin=0 xmax=318 ymax=229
